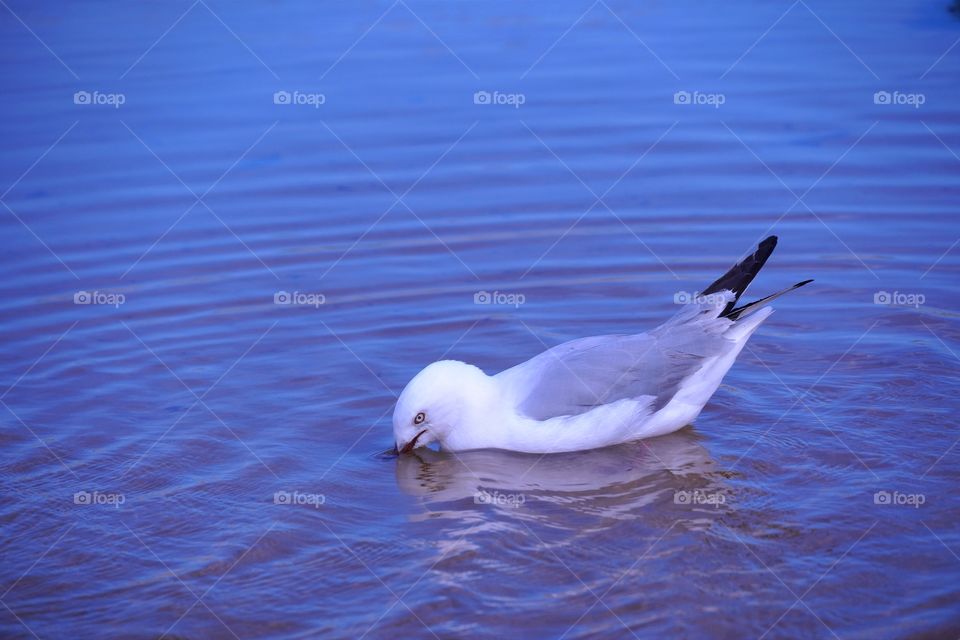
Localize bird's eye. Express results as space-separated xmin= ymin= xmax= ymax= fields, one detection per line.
xmin=414 ymin=412 xmax=425 ymax=425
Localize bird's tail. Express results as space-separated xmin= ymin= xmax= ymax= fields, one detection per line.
xmin=702 ymin=235 xmax=811 ymax=319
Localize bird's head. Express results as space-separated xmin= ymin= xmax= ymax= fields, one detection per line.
xmin=392 ymin=360 xmax=491 ymax=454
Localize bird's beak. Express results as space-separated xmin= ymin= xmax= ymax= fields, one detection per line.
xmin=397 ymin=429 xmax=428 ymax=454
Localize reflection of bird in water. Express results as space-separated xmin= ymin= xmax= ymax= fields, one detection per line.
xmin=389 ymin=430 xmax=736 ymax=605
xmin=394 ymin=429 xmax=732 ymax=521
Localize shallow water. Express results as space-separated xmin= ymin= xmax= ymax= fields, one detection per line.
xmin=1 ymin=1 xmax=959 ymax=638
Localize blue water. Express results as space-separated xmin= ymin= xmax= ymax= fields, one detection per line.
xmin=1 ymin=1 xmax=959 ymax=638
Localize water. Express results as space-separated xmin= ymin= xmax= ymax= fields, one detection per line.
xmin=1 ymin=1 xmax=959 ymax=638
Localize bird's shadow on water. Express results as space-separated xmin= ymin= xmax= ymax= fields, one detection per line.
xmin=388 ymin=428 xmax=738 ymax=522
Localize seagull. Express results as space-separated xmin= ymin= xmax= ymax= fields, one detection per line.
xmin=393 ymin=236 xmax=811 ymax=455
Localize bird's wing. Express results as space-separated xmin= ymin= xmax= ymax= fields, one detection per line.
xmin=496 ymin=294 xmax=735 ymax=421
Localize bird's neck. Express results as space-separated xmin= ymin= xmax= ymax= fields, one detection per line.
xmin=438 ymin=373 xmax=512 ymax=451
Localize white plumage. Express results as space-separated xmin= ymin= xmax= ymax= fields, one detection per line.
xmin=392 ymin=236 xmax=809 ymax=455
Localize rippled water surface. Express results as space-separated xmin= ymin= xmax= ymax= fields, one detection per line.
xmin=2 ymin=1 xmax=959 ymax=638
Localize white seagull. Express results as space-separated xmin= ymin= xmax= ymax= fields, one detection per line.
xmin=393 ymin=236 xmax=811 ymax=454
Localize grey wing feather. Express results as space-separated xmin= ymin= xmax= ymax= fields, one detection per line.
xmin=497 ymin=295 xmax=735 ymax=420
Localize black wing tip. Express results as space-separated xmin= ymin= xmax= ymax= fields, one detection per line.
xmin=756 ymin=235 xmax=778 ymax=260
xmin=702 ymin=234 xmax=780 ymax=304
xmin=724 ymin=277 xmax=813 ymax=320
